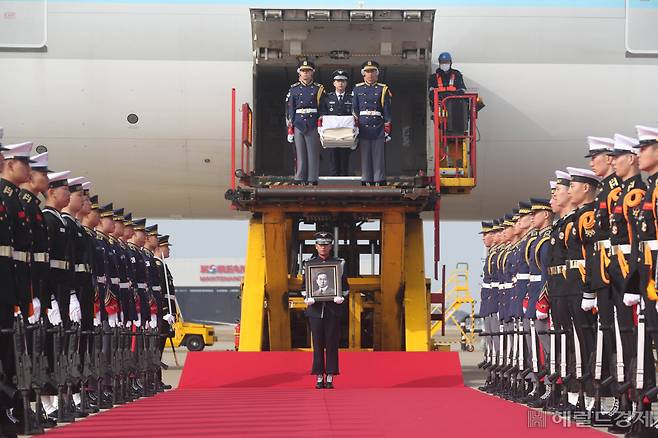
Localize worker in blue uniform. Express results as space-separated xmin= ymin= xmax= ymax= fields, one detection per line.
xmin=285 ymin=59 xmax=325 ymax=185
xmin=352 ymin=60 xmax=392 ymax=186
xmin=428 ymin=52 xmax=468 ymax=134
xmin=321 ymin=69 xmax=353 ymax=176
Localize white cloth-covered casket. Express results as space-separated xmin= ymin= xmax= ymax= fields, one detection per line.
xmin=318 ymin=115 xmax=358 ymax=149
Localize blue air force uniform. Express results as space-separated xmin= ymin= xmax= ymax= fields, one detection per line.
xmin=352 ymin=60 xmax=392 ymax=185
xmin=285 ymin=60 xmax=325 ymax=184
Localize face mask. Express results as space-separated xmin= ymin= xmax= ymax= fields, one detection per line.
xmin=439 ymin=63 xmax=450 ymax=72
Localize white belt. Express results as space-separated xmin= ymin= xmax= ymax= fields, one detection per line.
xmin=12 ymin=250 xmax=29 ymax=263
xmin=75 ymin=263 xmax=90 ymax=272
xmin=152 ymin=286 xmax=162 ymax=292
xmin=359 ymin=110 xmax=382 ymax=117
xmin=503 ymin=282 xmax=513 ymax=289
xmin=96 ymin=276 xmax=107 ymax=284
xmin=50 ymin=259 xmax=69 ymax=270
xmin=529 ymin=275 xmax=542 ymax=282
xmin=165 ymin=294 xmax=175 ymax=300
xmin=110 ymin=278 xmax=120 ymax=285
xmin=119 ymin=282 xmax=130 ymax=289
xmin=137 ymin=283 xmax=147 ymax=289
xmin=482 ymin=282 xmax=491 ymax=288
xmin=594 ymin=239 xmax=611 ymax=251
xmin=611 ymin=244 xmax=632 ymax=255
xmin=566 ymin=259 xmax=585 ymax=269
xmin=517 ymin=273 xmax=530 ymax=280
xmin=33 ymin=252 xmax=49 ymax=263
xmin=641 ymin=240 xmax=658 ymax=251
xmin=0 ymin=246 xmax=11 ymax=258
xmin=491 ymin=282 xmax=500 ymax=288
xmin=295 ymin=108 xmax=317 ymax=114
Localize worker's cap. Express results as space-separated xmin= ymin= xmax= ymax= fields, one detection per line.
xmin=67 ymin=177 xmax=88 ymax=193
xmin=47 ymin=170 xmax=71 ymax=189
xmin=438 ymin=52 xmax=452 ymax=63
xmin=361 ymin=60 xmax=380 ymax=72
xmin=609 ymin=134 xmax=639 ymax=156
xmin=584 ymin=136 xmax=614 ymax=158
xmin=531 ymin=198 xmax=552 ymax=212
xmin=478 ymin=221 xmax=493 ymax=234
xmin=113 ymin=207 xmax=125 ymax=221
xmin=90 ymin=195 xmax=99 ymax=210
xmin=635 ymin=125 xmax=658 ymax=147
xmin=132 ymin=218 xmax=146 ymax=231
xmin=145 ymin=224 xmax=159 ymax=236
xmin=314 ymin=231 xmax=334 ymax=245
xmin=331 ymin=69 xmax=349 ymax=81
xmin=2 ymin=141 xmax=34 ymax=162
xmin=567 ymin=167 xmax=601 ymax=185
xmin=297 ymin=59 xmax=315 ymax=71
xmin=549 ymin=180 xmax=557 ymax=191
xmin=123 ymin=212 xmax=133 ymax=226
xmin=554 ymin=170 xmax=571 ymax=187
xmin=30 ymin=151 xmax=51 ymax=173
xmin=99 ymin=203 xmax=114 ymax=218
xmin=158 ymin=235 xmax=172 ymax=247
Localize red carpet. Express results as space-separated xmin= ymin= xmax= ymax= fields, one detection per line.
xmin=46 ymin=352 xmax=608 ymax=437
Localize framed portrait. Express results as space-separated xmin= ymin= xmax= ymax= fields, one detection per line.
xmin=305 ymin=261 xmax=341 ymax=302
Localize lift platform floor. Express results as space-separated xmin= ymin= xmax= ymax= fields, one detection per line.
xmin=46 ymin=352 xmax=608 ymax=437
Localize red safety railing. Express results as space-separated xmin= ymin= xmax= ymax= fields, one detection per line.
xmin=241 ymin=103 xmax=253 ymax=175
xmin=231 ymin=88 xmax=236 ymax=191
xmin=229 ymin=88 xmax=254 ymax=192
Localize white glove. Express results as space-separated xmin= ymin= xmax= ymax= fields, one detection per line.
xmin=32 ymin=297 xmax=41 ymax=319
xmin=304 ymin=297 xmax=315 ymax=305
xmin=108 ymin=313 xmax=118 ymax=328
xmin=125 ymin=321 xmax=132 ymax=328
xmin=134 ymin=314 xmax=142 ymax=327
xmin=333 ymin=296 xmax=345 ymax=304
xmin=94 ymin=311 xmax=101 ymax=327
xmin=28 ymin=313 xmax=39 ymax=324
xmin=287 ymin=134 xmax=294 ymax=143
xmin=69 ymin=294 xmax=82 ymax=323
xmin=14 ymin=307 xmax=21 ymax=318
xmin=623 ymin=293 xmax=641 ymax=307
xmin=48 ymin=299 xmax=62 ymax=326
xmin=150 ymin=314 xmax=158 ymax=329
xmin=581 ymin=298 xmax=597 ymax=312
xmin=163 ymin=313 xmax=175 ymax=325
xmin=536 ymin=310 xmax=549 ymax=320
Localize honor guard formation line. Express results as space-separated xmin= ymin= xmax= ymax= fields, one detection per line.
xmin=478 ymin=125 xmax=658 ymax=437
xmin=0 ymin=128 xmax=179 ymax=438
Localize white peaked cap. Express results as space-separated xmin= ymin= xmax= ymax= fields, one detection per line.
xmin=2 ymin=141 xmax=33 ymax=160
xmin=613 ymin=133 xmax=639 ymax=155
xmin=585 ymin=136 xmax=614 ymax=156
xmin=549 ymin=181 xmax=557 ymax=190
xmin=636 ymin=125 xmax=658 ymax=144
xmin=567 ymin=166 xmax=601 ymax=184
xmin=48 ymin=170 xmax=71 ymax=185
xmin=30 ymin=152 xmax=49 ymax=170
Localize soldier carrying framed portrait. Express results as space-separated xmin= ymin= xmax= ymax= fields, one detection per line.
xmin=305 ymin=260 xmax=341 ymax=302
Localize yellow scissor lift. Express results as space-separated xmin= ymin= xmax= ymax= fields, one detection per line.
xmin=430 ymin=263 xmax=477 ymax=351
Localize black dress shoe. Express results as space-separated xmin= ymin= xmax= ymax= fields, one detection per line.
xmin=315 ymin=381 xmax=325 ymax=389
xmin=159 ymin=382 xmax=173 ymax=390
xmin=325 ymin=382 xmax=334 ymax=389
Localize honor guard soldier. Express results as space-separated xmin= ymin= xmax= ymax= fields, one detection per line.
xmin=95 ymin=203 xmax=121 ymax=329
xmin=630 ymin=125 xmax=658 ymax=437
xmin=582 ymin=136 xmax=620 ymax=420
xmin=322 ymin=69 xmax=354 ymax=176
xmin=302 ymin=232 xmax=348 ymax=389
xmin=128 ymin=219 xmax=150 ymax=329
xmin=155 ymin=234 xmax=177 ymax=322
xmin=564 ymin=167 xmax=601 ymax=410
xmin=152 ymin=234 xmax=175 ymax=391
xmin=606 ymin=134 xmax=646 ymax=432
xmin=285 ymin=59 xmax=325 ymax=185
xmin=353 ymin=60 xmax=392 ymax=186
xmin=143 ymin=224 xmax=162 ymax=332
xmin=111 ymin=208 xmax=133 ymax=327
xmin=20 ymin=152 xmax=51 ymax=322
xmin=1 ymin=142 xmax=35 ymax=317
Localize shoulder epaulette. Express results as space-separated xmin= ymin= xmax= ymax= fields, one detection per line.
xmin=290 ymin=82 xmax=300 ymax=88
xmin=355 ymin=82 xmax=365 ymax=86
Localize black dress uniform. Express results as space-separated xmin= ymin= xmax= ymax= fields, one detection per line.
xmin=19 ymin=189 xmax=50 ymax=312
xmin=321 ymin=70 xmax=353 ymax=177
xmin=43 ymin=205 xmax=75 ymax=327
xmin=0 ymin=179 xmax=32 ymax=314
xmin=303 ymin=243 xmax=349 ymax=378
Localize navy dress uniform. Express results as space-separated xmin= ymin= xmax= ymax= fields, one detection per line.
xmin=322 ymin=69 xmax=353 ymax=176
xmin=303 ymin=232 xmax=348 ymax=388
xmin=352 ymin=60 xmax=392 ymax=186
xmin=285 ymin=59 xmax=325 ymax=185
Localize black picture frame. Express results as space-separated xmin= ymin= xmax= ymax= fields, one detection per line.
xmin=305 ymin=261 xmax=341 ymax=302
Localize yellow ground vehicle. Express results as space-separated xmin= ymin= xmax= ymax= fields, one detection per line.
xmin=165 ymin=300 xmax=217 ymax=351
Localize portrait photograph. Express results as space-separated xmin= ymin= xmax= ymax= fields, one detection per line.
xmin=305 ymin=262 xmax=341 ymax=301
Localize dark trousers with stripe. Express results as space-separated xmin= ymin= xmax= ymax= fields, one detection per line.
xmin=309 ymin=315 xmax=340 ymax=375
